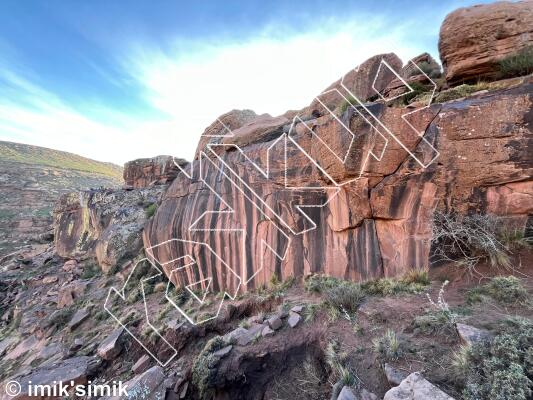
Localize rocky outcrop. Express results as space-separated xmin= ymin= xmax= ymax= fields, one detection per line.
xmin=194 ymin=109 xmax=258 ymax=160
xmin=439 ymin=1 xmax=533 ymax=84
xmin=53 ymin=187 xmax=165 ymax=273
xmin=0 ymin=141 xmax=122 ymax=258
xmin=5 ymin=356 xmax=101 ymax=400
xmin=308 ymin=53 xmax=402 ymax=114
xmin=382 ymin=52 xmax=441 ymax=99
xmin=143 ymin=77 xmax=533 ymax=290
xmin=123 ymin=156 xmax=187 ymax=189
xmin=383 ymin=372 xmax=455 ymax=400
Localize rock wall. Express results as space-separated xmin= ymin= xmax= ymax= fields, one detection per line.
xmin=54 ymin=187 xmax=165 ymax=273
xmin=439 ymin=1 xmax=533 ymax=84
xmin=123 ymin=156 xmax=187 ymax=189
xmin=142 ymin=80 xmax=533 ymax=291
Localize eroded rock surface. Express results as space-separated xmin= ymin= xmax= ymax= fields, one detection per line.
xmin=143 ymin=80 xmax=533 ymax=289
xmin=439 ymin=1 xmax=533 ymax=84
xmin=383 ymin=372 xmax=455 ymax=400
xmin=54 ymin=187 xmax=165 ymax=272
xmin=123 ymin=156 xmax=187 ymax=189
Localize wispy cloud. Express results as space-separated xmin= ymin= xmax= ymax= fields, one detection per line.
xmin=0 ymin=15 xmax=429 ymax=164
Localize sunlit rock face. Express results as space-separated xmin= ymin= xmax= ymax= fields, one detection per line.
xmin=143 ymin=80 xmax=533 ymax=291
xmin=439 ymin=1 xmax=533 ymax=84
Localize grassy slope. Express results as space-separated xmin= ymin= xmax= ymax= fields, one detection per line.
xmin=0 ymin=140 xmax=122 ymax=179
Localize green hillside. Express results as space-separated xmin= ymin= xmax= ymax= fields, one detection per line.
xmin=0 ymin=140 xmax=122 ymax=179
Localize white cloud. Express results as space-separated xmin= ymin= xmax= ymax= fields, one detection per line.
xmin=0 ymin=17 xmax=427 ymax=164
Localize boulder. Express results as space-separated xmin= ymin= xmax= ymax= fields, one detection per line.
xmin=384 ymin=363 xmax=408 ymax=386
xmin=309 ymin=53 xmax=403 ymax=114
xmin=287 ymin=311 xmax=301 ymax=328
xmin=262 ymin=326 xmax=275 ymax=337
xmin=57 ymin=281 xmax=87 ymax=309
xmin=143 ymin=67 xmax=533 ymax=291
xmin=360 ymin=388 xmax=378 ymax=400
xmin=290 ymin=305 xmax=304 ymax=313
xmin=267 ymin=315 xmax=283 ymax=330
xmin=194 ymin=109 xmax=258 ymax=160
xmin=338 ymin=386 xmax=358 ymax=400
xmin=97 ymin=328 xmax=124 ymax=360
xmin=101 ymin=366 xmax=165 ymax=400
xmin=123 ymin=155 xmax=187 ymax=188
xmin=383 ymin=372 xmax=455 ymax=400
xmin=226 ymin=327 xmax=254 ymax=346
xmin=439 ymin=1 xmax=533 ymax=84
xmin=62 ymin=259 xmax=78 ymax=272
xmin=67 ymin=309 xmax=90 ymax=331
xmin=456 ymin=323 xmax=492 ymax=346
xmin=383 ymin=53 xmax=441 ymax=99
xmin=132 ymin=354 xmax=151 ymax=375
xmin=219 ymin=114 xmax=288 ymax=149
xmin=8 ymin=356 xmax=101 ymax=400
xmin=213 ymin=345 xmax=233 ymax=358
xmin=69 ymin=338 xmax=83 ymax=353
xmin=4 ymin=335 xmax=41 ymax=360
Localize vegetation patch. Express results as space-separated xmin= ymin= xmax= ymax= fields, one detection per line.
xmin=453 ymin=317 xmax=533 ymax=400
xmin=192 ymin=336 xmax=230 ymax=398
xmin=498 ymin=46 xmax=533 ymax=79
xmin=338 ymin=95 xmax=358 ymax=115
xmin=400 ymin=81 xmax=431 ymax=105
xmin=431 ymin=212 xmax=516 ymax=271
xmin=0 ymin=140 xmax=122 ymax=179
xmin=144 ymin=203 xmax=158 ymax=218
xmin=435 ymin=82 xmax=494 ymax=103
xmin=372 ymin=329 xmax=403 ymax=363
xmin=305 ymin=270 xmax=431 ymax=320
xmin=361 ymin=269 xmax=429 ymax=296
xmin=81 ymin=262 xmax=101 ymax=279
xmin=466 ymin=276 xmax=528 ymax=305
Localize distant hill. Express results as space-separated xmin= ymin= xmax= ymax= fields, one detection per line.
xmin=0 ymin=140 xmax=123 ymax=257
xmin=0 ymin=140 xmax=122 ymax=180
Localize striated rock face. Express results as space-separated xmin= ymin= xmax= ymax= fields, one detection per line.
xmin=123 ymin=155 xmax=187 ymax=189
xmin=143 ymin=78 xmax=533 ymax=291
xmin=439 ymin=1 xmax=533 ymax=84
xmin=53 ymin=187 xmax=165 ymax=272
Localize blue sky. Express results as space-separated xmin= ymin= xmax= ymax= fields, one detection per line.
xmin=0 ymin=0 xmax=491 ymax=165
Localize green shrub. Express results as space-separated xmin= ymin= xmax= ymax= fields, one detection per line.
xmin=372 ymin=329 xmax=402 ymax=363
xmin=46 ymin=308 xmax=75 ymax=331
xmin=268 ymin=274 xmax=295 ymax=297
xmin=338 ymin=95 xmax=358 ymax=115
xmin=126 ymin=287 xmax=142 ymax=304
xmin=144 ymin=203 xmax=157 ymax=218
xmin=362 ymin=269 xmax=429 ymax=296
xmin=303 ymin=304 xmax=320 ymax=323
xmin=81 ymin=262 xmax=101 ymax=279
xmin=412 ymin=309 xmax=456 ymax=335
xmin=192 ymin=336 xmax=229 ymax=397
xmin=498 ymin=46 xmax=533 ymax=79
xmin=304 ymin=274 xmax=340 ymax=293
xmin=466 ymin=276 xmax=528 ymax=305
xmin=401 ymin=81 xmax=430 ymax=105
xmin=455 ymin=317 xmax=533 ymax=400
xmin=435 ymin=82 xmax=493 ymax=103
xmin=324 ymin=282 xmax=365 ymax=315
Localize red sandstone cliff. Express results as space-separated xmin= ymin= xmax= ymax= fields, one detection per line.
xmin=52 ymin=1 xmax=533 ymax=294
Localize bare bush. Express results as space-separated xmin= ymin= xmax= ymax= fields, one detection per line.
xmin=431 ymin=212 xmax=513 ymax=272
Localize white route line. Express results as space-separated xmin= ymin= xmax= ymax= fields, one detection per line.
xmin=105 ymin=56 xmax=442 ymax=365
